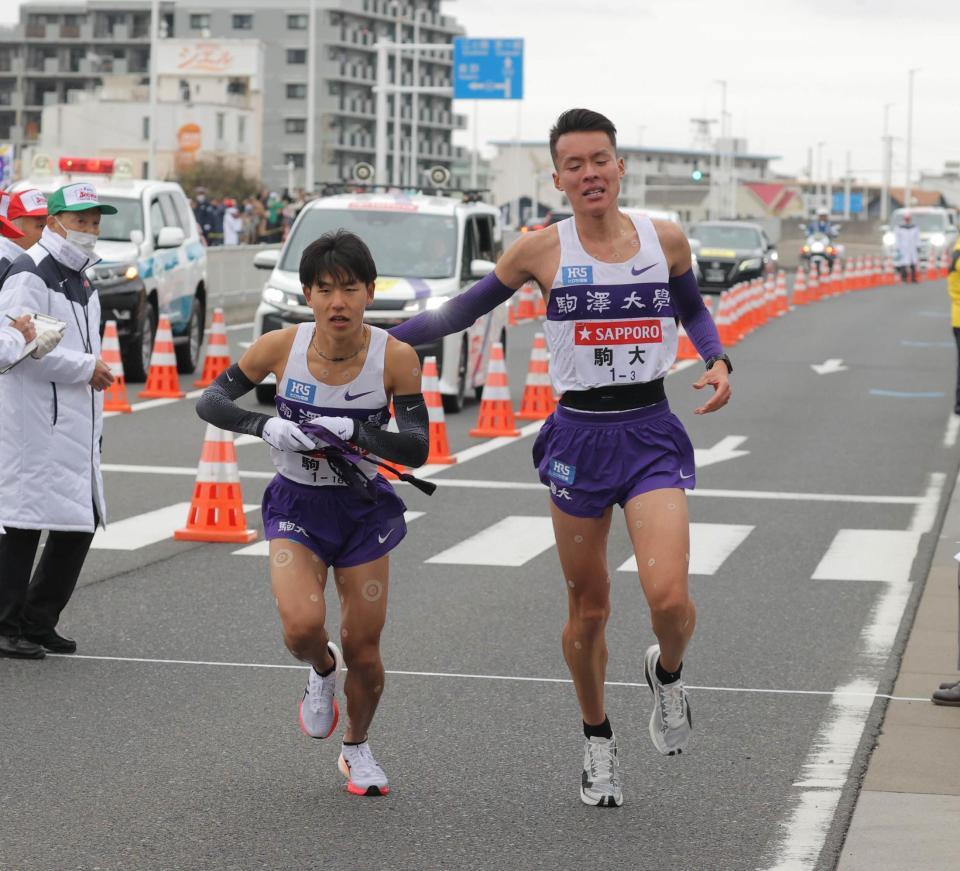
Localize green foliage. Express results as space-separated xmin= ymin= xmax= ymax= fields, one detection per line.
xmin=174 ymin=159 xmax=260 ymax=200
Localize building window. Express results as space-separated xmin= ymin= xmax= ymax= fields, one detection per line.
xmin=286 ymin=83 xmax=307 ymax=99
xmin=238 ymin=116 xmax=246 ymax=144
xmin=189 ymin=14 xmax=210 ymax=30
xmin=142 ymin=116 xmax=149 ymax=140
xmin=232 ymin=14 xmax=253 ymax=30
xmin=286 ymin=49 xmax=307 ymax=64
xmin=284 ymin=153 xmax=305 ymax=169
xmin=285 ymin=118 xmax=307 ymax=134
xmin=287 ymin=14 xmax=308 ymax=30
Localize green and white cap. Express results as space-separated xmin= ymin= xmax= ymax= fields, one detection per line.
xmin=47 ymin=182 xmax=117 ymax=215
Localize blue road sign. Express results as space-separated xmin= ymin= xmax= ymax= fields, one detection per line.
xmin=453 ymin=38 xmax=523 ymax=100
xmin=832 ymin=191 xmax=863 ymax=214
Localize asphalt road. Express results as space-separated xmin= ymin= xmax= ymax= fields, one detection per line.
xmin=2 ymin=278 xmax=958 ymax=871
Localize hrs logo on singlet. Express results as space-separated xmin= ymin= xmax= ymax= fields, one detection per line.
xmin=548 ymin=459 xmax=576 ymax=486
xmin=562 ymin=265 xmax=593 ymax=286
xmin=285 ymin=378 xmax=316 ymax=404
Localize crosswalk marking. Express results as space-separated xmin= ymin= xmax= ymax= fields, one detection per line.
xmin=425 ymin=516 xmax=556 ymax=566
xmin=231 ymin=511 xmax=426 ymax=556
xmin=616 ymin=522 xmax=754 ymax=576
xmin=811 ymin=529 xmax=923 ymax=583
xmin=92 ymin=503 xmax=259 ymax=550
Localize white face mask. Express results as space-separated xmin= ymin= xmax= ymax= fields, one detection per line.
xmin=56 ymin=217 xmax=98 ymax=255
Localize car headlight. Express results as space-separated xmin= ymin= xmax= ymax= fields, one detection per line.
xmin=123 ymin=264 xmax=139 ymax=281
xmin=930 ymin=233 xmax=946 ymax=247
xmin=425 ymin=295 xmax=451 ymax=311
xmin=403 ymin=299 xmax=423 ymax=313
xmin=770 ymin=250 xmax=778 ymax=261
xmin=737 ymin=258 xmax=762 ymax=272
xmin=883 ymin=232 xmax=895 ymax=246
xmin=263 ymin=286 xmax=286 ymax=305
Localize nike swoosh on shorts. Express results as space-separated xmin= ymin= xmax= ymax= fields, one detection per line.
xmin=344 ymin=389 xmax=375 ymax=401
xmin=630 ymin=263 xmax=656 ymax=277
xmin=680 ymin=470 xmax=694 ymax=479
xmin=378 ymin=530 xmax=393 ymax=544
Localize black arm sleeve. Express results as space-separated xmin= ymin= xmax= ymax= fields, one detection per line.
xmin=353 ymin=393 xmax=430 ymax=468
xmin=196 ymin=364 xmax=273 ymax=438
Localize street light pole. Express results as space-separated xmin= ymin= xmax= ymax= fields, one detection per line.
xmin=904 ymin=68 xmax=919 ymax=210
xmin=881 ymin=103 xmax=893 ymax=222
xmin=816 ymin=141 xmax=825 ymax=207
xmin=305 ymin=0 xmax=316 ymax=194
xmin=147 ymin=0 xmax=158 ymax=178
xmin=715 ymin=79 xmax=727 ymax=217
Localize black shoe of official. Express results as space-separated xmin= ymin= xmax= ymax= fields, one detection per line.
xmin=23 ymin=628 xmax=77 ymax=654
xmin=932 ymin=683 xmax=960 ymax=706
xmin=0 ymin=634 xmax=46 ymax=659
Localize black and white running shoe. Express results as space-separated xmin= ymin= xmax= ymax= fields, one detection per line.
xmin=644 ymin=643 xmax=692 ymax=755
xmin=580 ymin=735 xmax=623 ymax=807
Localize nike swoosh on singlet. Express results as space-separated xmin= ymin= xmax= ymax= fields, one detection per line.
xmin=344 ymin=388 xmax=375 ymax=401
xmin=630 ymin=263 xmax=656 ymax=277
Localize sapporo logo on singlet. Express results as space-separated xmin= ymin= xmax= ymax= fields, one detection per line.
xmin=284 ymin=378 xmax=316 ymax=403
xmin=574 ymin=319 xmax=663 ymax=345
xmin=562 ymin=265 xmax=593 ymax=285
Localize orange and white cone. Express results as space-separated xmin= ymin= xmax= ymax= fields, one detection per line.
xmin=515 ymin=282 xmax=538 ymax=321
xmin=423 ymin=356 xmax=456 ymax=464
xmin=516 ymin=332 xmax=556 ymax=419
xmin=174 ymin=424 xmax=257 ymax=543
xmin=139 ymin=315 xmax=185 ymax=399
xmin=533 ymin=286 xmax=547 ymax=319
xmin=102 ymin=320 xmax=132 ymax=413
xmin=792 ymin=268 xmax=808 ymax=306
xmin=470 ymin=341 xmax=520 ymax=437
xmin=774 ymin=271 xmax=789 ymax=315
xmin=194 ymin=307 xmax=232 ymax=388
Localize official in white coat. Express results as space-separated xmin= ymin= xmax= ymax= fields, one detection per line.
xmin=895 ymin=211 xmax=921 ymax=283
xmin=0 ymin=182 xmax=116 ymax=659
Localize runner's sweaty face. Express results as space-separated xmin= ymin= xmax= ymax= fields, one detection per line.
xmin=303 ymin=272 xmax=375 ymax=342
xmin=552 ymin=130 xmax=624 ymax=217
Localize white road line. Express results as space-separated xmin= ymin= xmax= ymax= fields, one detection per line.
xmin=811 ymin=530 xmax=923 ymax=583
xmin=40 ymin=653 xmax=930 ymax=702
xmin=93 ymin=504 xmax=260 ymax=550
xmin=103 ymin=388 xmax=203 ymax=419
xmin=417 ymin=420 xmax=545 ymax=478
xmin=944 ymin=414 xmax=960 ymax=448
xmin=231 ymin=511 xmax=425 ymax=555
xmin=908 ymin=471 xmax=945 ymax=533
xmin=425 ymin=515 xmax=556 ymax=566
xmin=224 ymin=321 xmax=254 ymax=332
xmin=616 ymin=522 xmax=754 ymax=576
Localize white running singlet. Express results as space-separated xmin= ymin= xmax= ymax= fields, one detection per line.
xmin=543 ymin=213 xmax=678 ymax=395
xmin=273 ymin=323 xmax=391 ymax=486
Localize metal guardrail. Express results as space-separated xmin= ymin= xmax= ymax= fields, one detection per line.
xmin=203 ymin=243 xmax=280 ymax=311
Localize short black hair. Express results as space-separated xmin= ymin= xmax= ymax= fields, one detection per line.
xmin=299 ymin=229 xmax=377 ymax=289
xmin=549 ymin=108 xmax=617 ymax=165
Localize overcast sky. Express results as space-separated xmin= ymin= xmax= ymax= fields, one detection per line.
xmin=3 ymin=1 xmax=958 ymax=184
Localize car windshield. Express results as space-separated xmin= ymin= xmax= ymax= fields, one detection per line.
xmin=96 ymin=197 xmax=144 ymax=242
xmin=690 ymin=225 xmax=763 ymax=249
xmin=281 ymin=207 xmax=458 ymax=279
xmin=891 ymin=211 xmax=946 ymax=232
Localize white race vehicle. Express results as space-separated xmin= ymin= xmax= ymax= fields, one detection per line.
xmin=252 ymin=189 xmax=508 ymax=412
xmin=882 ymin=207 xmax=959 ymax=265
xmin=12 ymin=157 xmax=208 ymax=381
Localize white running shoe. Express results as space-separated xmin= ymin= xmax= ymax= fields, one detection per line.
xmin=338 ymin=741 xmax=390 ymax=796
xmin=298 ymin=642 xmax=344 ymax=739
xmin=644 ymin=643 xmax=692 ymax=756
xmin=580 ymin=735 xmax=623 ymax=807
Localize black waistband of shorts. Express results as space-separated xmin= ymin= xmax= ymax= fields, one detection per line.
xmin=559 ymin=379 xmax=666 ymax=412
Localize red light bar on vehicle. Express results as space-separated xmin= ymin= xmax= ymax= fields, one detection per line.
xmin=59 ymin=157 xmax=115 ymax=175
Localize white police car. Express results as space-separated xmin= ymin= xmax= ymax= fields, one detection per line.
xmin=12 ymin=157 xmax=207 ymax=381
xmin=252 ymin=188 xmax=507 ymax=412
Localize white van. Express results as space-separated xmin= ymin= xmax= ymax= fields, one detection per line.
xmin=12 ymin=159 xmax=208 ymax=380
xmin=252 ymin=189 xmax=508 ymax=411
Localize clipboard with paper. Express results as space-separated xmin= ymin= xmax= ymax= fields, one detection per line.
xmin=0 ymin=313 xmax=68 ymax=374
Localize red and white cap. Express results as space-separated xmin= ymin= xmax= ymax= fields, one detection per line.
xmin=7 ymin=188 xmax=48 ymax=220
xmin=0 ymin=193 xmax=25 ymax=239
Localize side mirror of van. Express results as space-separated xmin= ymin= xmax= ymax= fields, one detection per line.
xmin=470 ymin=258 xmax=496 ymax=279
xmin=129 ymin=229 xmax=144 ymax=247
xmin=254 ymin=250 xmax=280 ymax=270
xmin=156 ymin=226 xmax=185 ymax=249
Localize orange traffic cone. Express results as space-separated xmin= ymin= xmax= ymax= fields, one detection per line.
xmin=517 ymin=332 xmax=556 ymax=419
xmin=194 ymin=307 xmax=232 ymax=388
xmin=470 ymin=341 xmax=520 ymax=437
xmin=793 ymin=268 xmax=808 ymax=306
xmin=515 ymin=283 xmax=538 ymax=321
xmin=533 ymin=286 xmax=547 ymax=319
xmin=139 ymin=315 xmax=185 ymax=399
xmin=174 ymin=424 xmax=257 ymax=543
xmin=774 ymin=271 xmax=789 ymax=315
xmin=422 ymin=356 xmax=456 ymax=464
xmin=101 ymin=320 xmax=132 ymax=413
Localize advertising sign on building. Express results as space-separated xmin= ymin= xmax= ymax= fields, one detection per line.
xmin=0 ymin=144 xmax=15 ymax=187
xmin=157 ymin=39 xmax=263 ymax=88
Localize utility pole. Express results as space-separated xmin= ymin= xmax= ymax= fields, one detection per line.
xmin=408 ymin=7 xmax=421 ymax=186
xmin=881 ymin=103 xmax=893 ymax=222
xmin=305 ymin=0 xmax=316 ymax=193
xmin=816 ymin=141 xmax=826 ymax=208
xmin=843 ymin=150 xmax=851 ymax=220
xmin=147 ymin=0 xmax=159 ymax=178
xmin=905 ymin=68 xmax=919 ymax=210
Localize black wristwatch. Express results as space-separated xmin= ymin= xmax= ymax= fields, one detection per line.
xmin=705 ymin=353 xmax=733 ymax=374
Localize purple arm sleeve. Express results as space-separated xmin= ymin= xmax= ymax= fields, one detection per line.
xmin=669 ymin=268 xmax=724 ymax=361
xmin=388 ymin=271 xmax=518 ymax=346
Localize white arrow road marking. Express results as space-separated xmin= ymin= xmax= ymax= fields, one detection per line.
xmin=694 ymin=435 xmax=749 ymax=468
xmin=617 ymin=522 xmax=754 ymax=576
xmin=811 ymin=358 xmax=847 ymax=375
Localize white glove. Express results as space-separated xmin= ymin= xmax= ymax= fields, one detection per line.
xmin=308 ymin=415 xmax=355 ymax=442
xmin=31 ymin=328 xmax=64 ymax=359
xmin=261 ymin=417 xmax=315 ymax=452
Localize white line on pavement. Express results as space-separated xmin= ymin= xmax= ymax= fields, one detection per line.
xmin=617 ymin=522 xmax=754 ymax=576
xmin=944 ymin=414 xmax=960 ymax=449
xmin=425 ymin=515 xmax=555 ymax=566
xmin=224 ymin=321 xmax=254 ymax=332
xmin=41 ymin=652 xmax=930 ymax=702
xmin=908 ymin=471 xmax=946 ymax=533
xmin=103 ymin=388 xmax=204 ymax=419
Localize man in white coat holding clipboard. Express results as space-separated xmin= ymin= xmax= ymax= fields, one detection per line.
xmin=0 ymin=182 xmax=116 ymax=659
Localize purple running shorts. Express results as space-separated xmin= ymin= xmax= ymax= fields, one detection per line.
xmin=262 ymin=473 xmax=407 ymax=567
xmin=532 ymin=400 xmax=696 ymax=518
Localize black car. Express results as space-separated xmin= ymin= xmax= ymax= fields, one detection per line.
xmin=688 ymin=221 xmax=777 ymax=292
